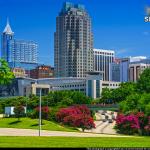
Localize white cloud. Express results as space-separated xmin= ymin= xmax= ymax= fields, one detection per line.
xmin=115 ymin=49 xmax=128 ymax=56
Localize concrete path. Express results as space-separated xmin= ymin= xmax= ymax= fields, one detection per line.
xmin=0 ymin=128 xmax=130 ymax=137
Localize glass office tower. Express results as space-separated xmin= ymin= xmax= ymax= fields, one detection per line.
xmin=1 ymin=19 xmax=38 ymax=70
xmin=8 ymin=40 xmax=38 ymax=68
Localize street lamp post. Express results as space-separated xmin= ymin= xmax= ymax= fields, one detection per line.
xmin=39 ymin=88 xmax=42 ymax=136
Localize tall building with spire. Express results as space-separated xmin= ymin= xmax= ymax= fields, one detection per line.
xmin=1 ymin=18 xmax=14 ymax=62
xmin=54 ymin=2 xmax=93 ymax=78
xmin=1 ymin=18 xmax=38 ymax=70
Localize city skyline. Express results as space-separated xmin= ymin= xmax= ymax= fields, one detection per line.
xmin=0 ymin=0 xmax=150 ymax=66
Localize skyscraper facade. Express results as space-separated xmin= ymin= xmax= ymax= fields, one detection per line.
xmin=54 ymin=2 xmax=93 ymax=78
xmin=110 ymin=58 xmax=121 ymax=82
xmin=1 ymin=19 xmax=14 ymax=62
xmin=109 ymin=56 xmax=147 ymax=82
xmin=93 ymin=49 xmax=115 ymax=81
xmin=9 ymin=40 xmax=38 ymax=68
xmin=1 ymin=19 xmax=38 ymax=70
xmin=129 ymin=63 xmax=150 ymax=82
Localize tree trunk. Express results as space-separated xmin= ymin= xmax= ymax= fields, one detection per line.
xmin=18 ymin=117 xmax=20 ymax=121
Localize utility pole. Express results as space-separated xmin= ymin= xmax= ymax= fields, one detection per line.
xmin=39 ymin=88 xmax=42 ymax=136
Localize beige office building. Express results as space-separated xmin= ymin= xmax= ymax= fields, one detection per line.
xmin=129 ymin=63 xmax=150 ymax=82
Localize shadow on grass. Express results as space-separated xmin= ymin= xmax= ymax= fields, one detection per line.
xmin=9 ymin=120 xmax=21 ymax=125
xmin=31 ymin=123 xmax=38 ymax=127
xmin=31 ymin=123 xmax=45 ymax=127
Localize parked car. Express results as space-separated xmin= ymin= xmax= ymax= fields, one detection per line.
xmin=101 ymin=111 xmax=106 ymax=115
xmin=102 ymin=119 xmax=107 ymax=122
xmin=108 ymin=119 xmax=113 ymax=123
xmin=105 ymin=115 xmax=109 ymax=120
xmin=112 ymin=114 xmax=115 ymax=120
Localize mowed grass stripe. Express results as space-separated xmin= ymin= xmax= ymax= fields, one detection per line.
xmin=0 ymin=137 xmax=149 ymax=147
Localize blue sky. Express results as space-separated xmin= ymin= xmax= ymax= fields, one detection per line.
xmin=0 ymin=0 xmax=150 ymax=66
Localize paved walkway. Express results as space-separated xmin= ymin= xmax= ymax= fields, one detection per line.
xmin=0 ymin=128 xmax=131 ymax=137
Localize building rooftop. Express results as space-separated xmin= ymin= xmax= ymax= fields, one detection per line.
xmin=94 ymin=49 xmax=115 ymax=53
xmin=61 ymin=2 xmax=85 ymax=14
xmin=16 ymin=77 xmax=86 ymax=85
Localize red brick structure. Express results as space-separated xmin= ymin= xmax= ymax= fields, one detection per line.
xmin=30 ymin=65 xmax=54 ymax=79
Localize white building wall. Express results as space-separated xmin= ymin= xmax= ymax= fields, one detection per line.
xmin=93 ymin=49 xmax=115 ymax=81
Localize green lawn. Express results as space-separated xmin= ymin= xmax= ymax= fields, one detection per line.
xmin=0 ymin=117 xmax=78 ymax=132
xmin=0 ymin=136 xmax=150 ymax=147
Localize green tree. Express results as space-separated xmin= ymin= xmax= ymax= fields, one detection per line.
xmin=100 ymin=82 xmax=136 ymax=104
xmin=27 ymin=95 xmax=39 ymax=109
xmin=111 ymin=82 xmax=136 ymax=103
xmin=145 ymin=103 xmax=150 ymax=116
xmin=100 ymin=87 xmax=112 ymax=103
xmin=60 ymin=97 xmax=73 ymax=106
xmin=137 ymin=93 xmax=150 ymax=113
xmin=0 ymin=59 xmax=14 ymax=96
xmin=119 ymin=93 xmax=141 ymax=114
xmin=71 ymin=91 xmax=92 ymax=104
xmin=46 ymin=91 xmax=92 ymax=106
xmin=137 ymin=68 xmax=150 ymax=93
xmin=13 ymin=105 xmax=25 ymax=121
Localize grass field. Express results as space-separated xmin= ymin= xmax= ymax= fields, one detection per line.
xmin=0 ymin=117 xmax=78 ymax=132
xmin=0 ymin=136 xmax=150 ymax=147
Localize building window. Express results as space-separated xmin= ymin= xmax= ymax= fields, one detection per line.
xmin=88 ymin=80 xmax=92 ymax=97
xmin=96 ymin=80 xmax=100 ymax=98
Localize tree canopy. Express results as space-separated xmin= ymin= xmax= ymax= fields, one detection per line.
xmin=0 ymin=59 xmax=14 ymax=86
xmin=101 ymin=82 xmax=136 ymax=103
xmin=137 ymin=68 xmax=150 ymax=93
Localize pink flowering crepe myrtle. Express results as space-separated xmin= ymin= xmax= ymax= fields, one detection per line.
xmin=56 ymin=105 xmax=95 ymax=131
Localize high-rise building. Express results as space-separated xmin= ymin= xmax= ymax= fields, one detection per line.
xmin=93 ymin=49 xmax=115 ymax=81
xmin=1 ymin=19 xmax=38 ymax=70
xmin=109 ymin=56 xmax=147 ymax=82
xmin=129 ymin=63 xmax=150 ymax=82
xmin=54 ymin=2 xmax=93 ymax=78
xmin=129 ymin=58 xmax=150 ymax=82
xmin=1 ymin=19 xmax=14 ymax=62
xmin=110 ymin=58 xmax=121 ymax=82
xmin=8 ymin=40 xmax=38 ymax=68
xmin=120 ymin=56 xmax=146 ymax=82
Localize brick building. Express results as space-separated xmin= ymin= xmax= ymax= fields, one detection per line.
xmin=30 ymin=65 xmax=54 ymax=79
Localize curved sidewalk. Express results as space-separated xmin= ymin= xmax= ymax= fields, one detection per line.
xmin=0 ymin=128 xmax=131 ymax=137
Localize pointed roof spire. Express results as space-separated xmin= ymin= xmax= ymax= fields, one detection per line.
xmin=7 ymin=17 xmax=9 ymax=25
xmin=3 ymin=17 xmax=14 ymax=35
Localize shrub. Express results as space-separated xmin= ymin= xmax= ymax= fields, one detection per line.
xmin=115 ymin=112 xmax=150 ymax=135
xmin=144 ymin=116 xmax=150 ymax=136
xmin=115 ymin=113 xmax=140 ymax=135
xmin=48 ymin=107 xmax=60 ymax=121
xmin=29 ymin=106 xmax=51 ymax=120
xmin=0 ymin=105 xmax=4 ymax=114
xmin=56 ymin=105 xmax=95 ymax=131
